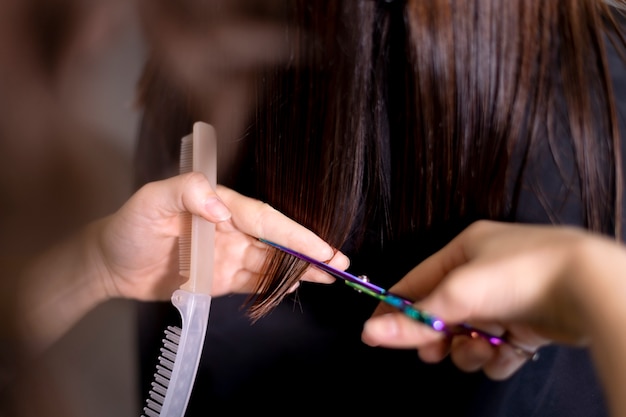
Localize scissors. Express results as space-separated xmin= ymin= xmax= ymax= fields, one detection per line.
xmin=259 ymin=238 xmax=539 ymax=361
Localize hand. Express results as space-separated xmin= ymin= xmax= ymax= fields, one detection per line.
xmin=95 ymin=172 xmax=348 ymax=301
xmin=361 ymin=220 xmax=605 ymax=380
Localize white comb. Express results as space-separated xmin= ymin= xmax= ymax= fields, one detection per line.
xmin=141 ymin=122 xmax=216 ymax=417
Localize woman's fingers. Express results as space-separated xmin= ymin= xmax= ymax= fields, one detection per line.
xmin=362 ymin=312 xmax=446 ymax=348
xmin=481 ymin=343 xmax=528 ymax=380
xmin=137 ymin=172 xmax=231 ymax=223
xmin=216 ymin=185 xmax=348 ymax=265
xmin=206 ymin=185 xmax=350 ymax=293
xmin=448 ymin=336 xmax=496 ymax=372
xmin=212 ymin=220 xmax=261 ymax=295
xmin=362 ymin=311 xmax=532 ymax=379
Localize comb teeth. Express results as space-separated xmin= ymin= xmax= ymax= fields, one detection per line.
xmin=141 ymin=326 xmax=182 ymax=417
xmin=178 ymin=212 xmax=192 ymax=277
xmin=178 ymin=136 xmax=193 ymax=278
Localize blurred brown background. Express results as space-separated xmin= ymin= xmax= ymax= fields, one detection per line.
xmin=0 ymin=0 xmax=146 ymax=415
xmin=0 ymin=1 xmax=292 ymax=415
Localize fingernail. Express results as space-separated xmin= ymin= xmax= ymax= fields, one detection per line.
xmin=204 ymin=197 xmax=231 ymax=221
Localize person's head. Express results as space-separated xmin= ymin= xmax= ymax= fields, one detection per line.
xmin=134 ymin=0 xmax=626 ymax=317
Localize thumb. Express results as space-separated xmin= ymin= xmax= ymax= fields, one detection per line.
xmin=156 ymin=172 xmax=231 ymax=223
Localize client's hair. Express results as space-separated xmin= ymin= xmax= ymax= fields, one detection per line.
xmin=135 ymin=0 xmax=626 ymax=319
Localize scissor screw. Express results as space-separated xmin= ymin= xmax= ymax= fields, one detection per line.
xmin=349 ymin=275 xmax=370 ymax=293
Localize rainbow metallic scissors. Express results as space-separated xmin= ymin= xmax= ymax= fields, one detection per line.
xmin=260 ymin=238 xmax=538 ymax=360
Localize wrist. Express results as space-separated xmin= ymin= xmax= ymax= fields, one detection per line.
xmin=84 ymin=217 xmax=121 ymax=300
xmin=569 ymin=236 xmax=626 ymax=333
xmin=569 ymin=235 xmax=626 ymax=417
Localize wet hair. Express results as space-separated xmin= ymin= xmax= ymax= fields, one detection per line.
xmin=135 ymin=0 xmax=626 ymax=319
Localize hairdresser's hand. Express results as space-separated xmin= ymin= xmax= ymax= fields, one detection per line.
xmin=361 ymin=220 xmax=611 ymax=380
xmin=96 ymin=172 xmax=347 ymax=301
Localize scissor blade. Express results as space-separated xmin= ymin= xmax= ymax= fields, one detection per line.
xmin=258 ymin=239 xmax=385 ymax=295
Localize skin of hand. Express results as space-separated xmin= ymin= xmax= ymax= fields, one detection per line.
xmin=95 ymin=171 xmax=348 ymax=301
xmin=20 ymin=172 xmax=347 ymax=353
xmin=361 ymin=220 xmax=617 ymax=380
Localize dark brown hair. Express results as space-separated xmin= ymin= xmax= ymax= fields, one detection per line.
xmin=135 ymin=0 xmax=626 ymax=319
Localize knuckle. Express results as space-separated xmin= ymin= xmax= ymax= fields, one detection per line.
xmin=182 ymin=171 xmax=208 ymax=187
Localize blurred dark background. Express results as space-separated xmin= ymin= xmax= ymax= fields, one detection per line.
xmin=0 ymin=0 xmax=145 ymax=415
